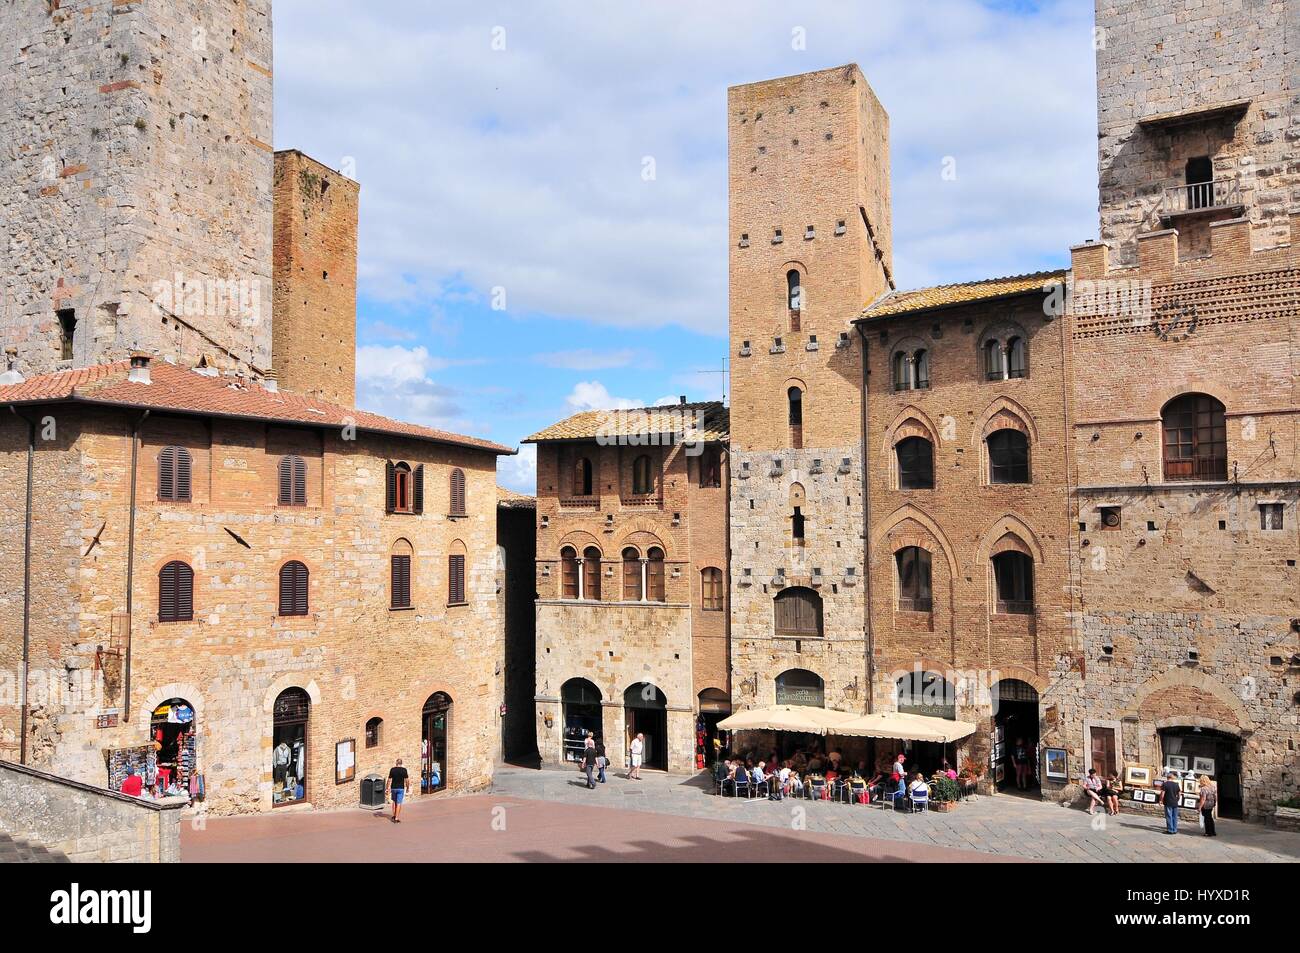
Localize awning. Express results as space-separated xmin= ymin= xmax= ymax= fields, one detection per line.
xmin=716 ymin=705 xmax=858 ymax=736
xmin=831 ymin=711 xmax=976 ymax=744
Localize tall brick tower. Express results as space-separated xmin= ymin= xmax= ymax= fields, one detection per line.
xmin=0 ymin=0 xmax=274 ymax=376
xmin=727 ymin=65 xmax=893 ymax=715
xmin=1095 ymin=0 xmax=1299 ymax=262
xmin=272 ymin=150 xmax=359 ymax=406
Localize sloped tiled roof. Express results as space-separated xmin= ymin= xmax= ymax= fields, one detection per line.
xmin=859 ymin=269 xmax=1067 ymax=321
xmin=496 ymin=486 xmax=536 ymax=508
xmin=524 ymin=401 xmax=728 ymax=444
xmin=0 ymin=360 xmax=515 ymax=455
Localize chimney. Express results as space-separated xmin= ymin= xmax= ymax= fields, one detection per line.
xmin=679 ymin=395 xmax=687 ymax=405
xmin=0 ymin=348 xmax=23 ymax=386
xmin=128 ymin=352 xmax=152 ymax=385
xmin=263 ymin=368 xmax=279 ymax=393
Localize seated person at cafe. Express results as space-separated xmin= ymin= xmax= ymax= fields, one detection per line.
xmin=909 ymin=772 xmax=929 ymax=795
xmin=715 ymin=758 xmax=731 ymax=789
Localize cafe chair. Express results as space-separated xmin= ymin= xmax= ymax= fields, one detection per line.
xmin=909 ymin=787 xmax=929 ymax=813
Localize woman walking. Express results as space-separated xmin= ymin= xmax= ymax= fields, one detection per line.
xmin=1197 ymin=775 xmax=1218 ymax=837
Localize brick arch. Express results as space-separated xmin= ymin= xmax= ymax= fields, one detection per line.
xmin=883 ymin=657 xmax=961 ymax=689
xmin=617 ymin=518 xmax=670 ymax=559
xmin=976 ymin=513 xmax=1045 ymax=565
xmin=261 ymin=675 xmax=322 ymax=715
xmin=782 ymin=376 xmax=808 ymax=392
xmin=137 ymin=682 xmax=206 ymax=734
xmin=559 ymin=675 xmax=611 ymax=704
xmin=1123 ymin=668 xmax=1251 ymax=731
xmin=881 ymin=405 xmax=940 ymax=452
xmin=557 ymin=529 xmax=603 ymax=556
xmin=1155 ymin=387 xmax=1229 ymax=418
xmin=973 ymin=396 xmax=1038 ymax=444
xmin=990 ymin=665 xmax=1049 ymax=697
xmin=871 ymin=504 xmax=958 ymax=580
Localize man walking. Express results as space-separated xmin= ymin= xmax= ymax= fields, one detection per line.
xmin=387 ymin=758 xmax=410 ymax=823
xmin=1160 ymin=770 xmax=1182 ymax=835
xmin=628 ymin=732 xmax=645 ymax=780
xmin=582 ymin=742 xmax=598 ymax=789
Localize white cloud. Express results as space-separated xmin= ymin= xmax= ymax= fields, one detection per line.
xmin=534 ymin=348 xmax=644 ymax=371
xmin=354 ymin=344 xmax=478 ymax=433
xmin=497 ymin=442 xmax=536 ymax=495
xmin=564 ymin=380 xmax=644 ymax=412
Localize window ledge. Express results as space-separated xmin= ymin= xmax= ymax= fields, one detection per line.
xmin=389 ymin=605 xmax=415 ymax=612
xmin=446 ymin=601 xmax=469 ymax=608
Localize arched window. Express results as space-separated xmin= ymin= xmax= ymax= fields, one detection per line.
xmin=892 ymin=351 xmax=910 ymax=392
xmin=646 ymin=547 xmax=666 ymax=602
xmin=913 ymin=349 xmax=930 ymax=389
xmin=787 ymin=269 xmax=802 ymax=311
xmin=158 ymin=560 xmax=194 ymax=622
xmin=158 ymin=446 xmax=193 ymax=502
xmin=896 ymin=436 xmax=934 ymax=489
xmin=386 ymin=461 xmax=423 ymax=514
xmin=774 ymin=586 xmax=823 ymax=638
xmin=573 ymin=457 xmax=593 ymax=496
xmin=895 ymin=547 xmax=932 ymax=612
xmin=560 ymin=547 xmax=579 ymax=599
xmin=278 ymin=560 xmax=309 ymax=616
xmin=791 ymin=506 xmax=806 ymax=542
xmin=622 ymin=547 xmax=642 ymax=601
xmin=365 ymin=717 xmax=383 ymax=748
xmin=449 ymin=468 xmax=466 ymax=516
xmin=278 ymin=454 xmax=307 ymax=506
xmin=1162 ymin=394 xmax=1226 ymax=481
xmin=583 ymin=547 xmax=602 ymax=601
xmin=701 ymin=567 xmax=724 ymax=611
xmin=788 ymin=386 xmax=804 ymax=449
xmin=447 ymin=542 xmax=467 ymax=605
xmin=896 ymin=671 xmax=956 ymax=720
xmin=1007 ymin=337 xmax=1026 ymax=379
xmin=776 ymin=668 xmax=824 ymax=707
xmin=983 ymin=339 xmax=1003 ymax=380
xmin=992 ymin=551 xmax=1034 ymax=615
xmin=892 ymin=349 xmax=929 ymax=391
xmin=988 ymin=429 xmax=1030 ymax=484
xmin=390 ymin=539 xmax=413 ymax=609
xmin=632 ymin=455 xmax=654 ymax=495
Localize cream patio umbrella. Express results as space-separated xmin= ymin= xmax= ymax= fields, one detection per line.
xmin=716 ymin=704 xmax=858 ymax=735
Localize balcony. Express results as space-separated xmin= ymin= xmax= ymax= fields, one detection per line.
xmin=1160 ymin=179 xmax=1243 ymax=223
xmin=1163 ymin=456 xmax=1228 ymax=483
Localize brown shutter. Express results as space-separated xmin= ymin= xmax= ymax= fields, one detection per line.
xmin=159 ymin=563 xmax=176 ymax=621
xmin=413 ymin=465 xmax=425 ymax=515
xmin=158 ymin=448 xmax=174 ymax=500
xmin=279 ymin=563 xmax=293 ymax=615
xmin=160 ymin=561 xmax=194 ymax=623
xmin=278 ymin=457 xmax=292 ymax=505
xmin=385 ymin=461 xmax=396 ymax=513
xmin=449 ymin=554 xmax=465 ymax=604
xmin=295 ymin=562 xmax=308 ymax=614
xmin=176 ymin=448 xmax=192 ymax=501
xmin=391 ymin=554 xmax=411 ymax=608
xmin=279 ymin=562 xmax=308 ymax=616
xmin=294 ymin=456 xmax=306 ymax=506
xmin=450 ymin=469 xmax=466 ymax=516
xmin=176 ymin=562 xmax=193 ymax=620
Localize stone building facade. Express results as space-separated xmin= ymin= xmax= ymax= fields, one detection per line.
xmin=727 ymin=66 xmax=892 ymax=720
xmin=0 ymin=359 xmax=512 ymax=814
xmin=527 ymin=402 xmax=729 ymax=773
xmin=0 ymin=0 xmax=275 ymax=377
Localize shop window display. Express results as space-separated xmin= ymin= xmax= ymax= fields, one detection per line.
xmin=273 ymin=688 xmax=310 ymax=806
xmin=149 ymin=699 xmax=197 ymax=798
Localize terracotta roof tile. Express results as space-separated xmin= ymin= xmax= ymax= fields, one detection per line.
xmin=524 ymin=401 xmax=728 ymax=444
xmin=0 ymin=360 xmax=514 ymax=455
xmin=859 ymin=269 xmax=1067 ymax=320
xmin=496 ymin=486 xmax=536 ymax=508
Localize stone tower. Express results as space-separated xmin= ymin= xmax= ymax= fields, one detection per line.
xmin=272 ymin=150 xmax=359 ymax=406
xmin=0 ymin=0 xmax=274 ymax=376
xmin=1095 ymin=0 xmax=1299 ymax=261
xmin=727 ymin=65 xmax=893 ymax=715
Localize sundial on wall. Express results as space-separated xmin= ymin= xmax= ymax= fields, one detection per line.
xmin=1151 ymin=298 xmax=1198 ymax=343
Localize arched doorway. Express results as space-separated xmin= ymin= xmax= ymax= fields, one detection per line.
xmin=149 ymin=698 xmax=196 ymax=797
xmin=561 ymin=678 xmax=603 ymax=763
xmin=624 ymin=682 xmax=668 ymax=771
xmin=1159 ymin=726 xmax=1243 ymax=818
xmin=697 ymin=688 xmax=732 ymax=767
xmin=272 ymin=688 xmax=310 ymax=806
xmin=991 ymin=678 xmax=1039 ymax=794
xmin=775 ymin=668 xmax=824 ymax=707
xmin=421 ymin=692 xmax=452 ymax=794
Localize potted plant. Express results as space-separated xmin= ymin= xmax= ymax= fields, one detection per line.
xmin=931 ymin=775 xmax=961 ymax=812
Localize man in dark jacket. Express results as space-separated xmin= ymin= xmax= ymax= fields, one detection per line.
xmin=1161 ymin=771 xmax=1183 ymax=834
xmin=582 ymin=743 xmax=598 ymax=789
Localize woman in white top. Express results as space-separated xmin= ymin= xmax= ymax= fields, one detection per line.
xmin=629 ymin=733 xmax=645 ymax=780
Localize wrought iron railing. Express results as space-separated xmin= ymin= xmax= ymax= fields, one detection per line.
xmin=1163 ymin=456 xmax=1228 ymax=482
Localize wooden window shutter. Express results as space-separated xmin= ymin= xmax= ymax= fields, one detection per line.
xmin=175 ymin=448 xmax=192 ymax=501
xmin=449 ymin=554 xmax=466 ymax=604
xmin=391 ymin=554 xmax=411 ymax=608
xmin=450 ymin=468 xmax=466 ymax=516
xmin=293 ymin=456 xmax=306 ymax=506
xmin=159 ymin=564 xmax=175 ymax=621
xmin=160 ymin=561 xmax=193 ymax=622
xmin=385 ymin=461 xmax=396 ymax=513
xmin=280 ymin=561 xmax=308 ymax=616
xmin=158 ymin=448 xmax=174 ymax=500
xmin=413 ymin=465 xmax=425 ymax=515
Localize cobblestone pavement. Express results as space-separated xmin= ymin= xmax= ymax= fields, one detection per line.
xmin=490 ymin=765 xmax=1300 ymax=863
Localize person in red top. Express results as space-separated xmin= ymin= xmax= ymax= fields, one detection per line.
xmin=119 ymin=765 xmax=143 ymax=797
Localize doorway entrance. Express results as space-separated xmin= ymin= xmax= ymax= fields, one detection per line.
xmin=272 ymin=688 xmax=310 ymax=807
xmin=561 ymin=678 xmax=603 ymax=763
xmin=1159 ymin=726 xmax=1243 ymax=818
xmin=697 ymin=688 xmax=731 ymax=767
xmin=149 ymin=698 xmax=196 ymax=797
xmin=421 ymin=692 xmax=452 ymax=794
xmin=992 ymin=678 xmax=1039 ymax=794
xmin=624 ymin=682 xmax=667 ymax=771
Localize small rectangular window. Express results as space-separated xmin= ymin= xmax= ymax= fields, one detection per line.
xmin=1261 ymin=503 xmax=1284 ymax=530
xmin=1099 ymin=506 xmax=1121 ymax=529
xmin=57 ymin=308 xmax=76 ymax=362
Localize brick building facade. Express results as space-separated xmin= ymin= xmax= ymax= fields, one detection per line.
xmin=527 ymin=402 xmax=729 ymax=773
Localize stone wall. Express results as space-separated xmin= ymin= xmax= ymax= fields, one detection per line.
xmin=0 ymin=402 xmax=503 ymax=814
xmin=0 ymin=0 xmax=274 ymax=376
xmin=1095 ymin=0 xmax=1298 ymax=260
xmin=272 ymin=150 xmax=359 ymax=406
xmin=0 ymin=759 xmax=184 ymax=863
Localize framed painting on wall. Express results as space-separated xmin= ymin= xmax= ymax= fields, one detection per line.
xmin=1124 ymin=765 xmax=1153 ymax=788
xmin=1043 ymin=747 xmax=1068 ymax=783
xmin=1163 ymin=755 xmax=1188 ymax=772
xmin=1192 ymin=757 xmax=1215 ymax=776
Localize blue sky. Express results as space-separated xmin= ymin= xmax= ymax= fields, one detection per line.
xmin=272 ymin=1 xmax=1100 ymax=492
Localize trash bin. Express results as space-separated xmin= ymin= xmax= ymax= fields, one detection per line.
xmin=360 ymin=774 xmax=385 ymax=808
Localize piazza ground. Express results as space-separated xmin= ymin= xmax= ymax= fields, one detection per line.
xmin=181 ymin=766 xmax=1300 ymax=863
